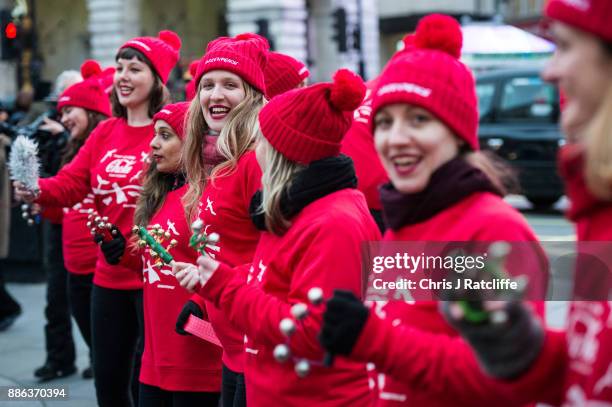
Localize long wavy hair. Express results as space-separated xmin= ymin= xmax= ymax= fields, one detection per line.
xmin=256 ymin=136 xmax=305 ymax=236
xmin=182 ymin=78 xmax=265 ymax=222
xmin=133 ymin=161 xmax=178 ymax=227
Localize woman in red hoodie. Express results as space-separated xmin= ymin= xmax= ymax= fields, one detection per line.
xmin=51 ymin=59 xmax=112 ymax=379
xmin=436 ymin=1 xmax=612 ymax=405
xmin=131 ymin=102 xmax=222 ymax=406
xmin=176 ymin=68 xmax=381 ymax=406
xmin=14 ymin=31 xmax=181 ymax=407
xmin=319 ymin=15 xmax=551 ymax=407
xmin=173 ymin=33 xmax=268 ymax=407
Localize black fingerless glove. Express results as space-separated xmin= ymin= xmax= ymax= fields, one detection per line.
xmin=319 ymin=290 xmax=369 ymax=356
xmin=441 ymin=301 xmax=545 ymax=379
xmin=94 ymin=226 xmax=125 ymax=265
xmin=175 ymin=300 xmax=204 ymax=336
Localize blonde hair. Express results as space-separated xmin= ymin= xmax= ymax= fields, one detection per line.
xmin=182 ymin=78 xmax=265 ymax=222
xmin=584 ymin=81 xmax=612 ymax=200
xmin=257 ymin=136 xmax=305 ymax=235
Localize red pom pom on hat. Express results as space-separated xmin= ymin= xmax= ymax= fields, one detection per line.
xmin=414 ymin=14 xmax=462 ymax=59
xmin=259 ymin=68 xmax=364 ymax=164
xmin=80 ymin=59 xmax=102 ymax=79
xmin=159 ymin=30 xmax=182 ymax=51
xmin=329 ymin=69 xmax=366 ymax=112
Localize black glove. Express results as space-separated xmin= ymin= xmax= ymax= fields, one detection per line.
xmin=319 ymin=290 xmax=369 ymax=356
xmin=94 ymin=226 xmax=125 ymax=265
xmin=175 ymin=300 xmax=204 ymax=336
xmin=441 ymin=301 xmax=544 ymax=379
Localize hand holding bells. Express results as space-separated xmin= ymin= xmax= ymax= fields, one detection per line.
xmin=9 ymin=136 xmax=41 ymax=226
xmin=133 ymin=224 xmax=177 ymax=268
xmin=272 ymin=287 xmax=329 ymax=378
xmin=87 ymin=209 xmax=117 ymax=242
xmin=440 ymin=241 xmax=543 ymax=380
xmin=189 ymin=219 xmax=219 ymax=257
xmin=443 ymin=241 xmax=528 ymax=325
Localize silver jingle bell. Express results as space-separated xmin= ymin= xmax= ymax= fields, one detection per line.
xmin=290 ymin=303 xmax=308 ymax=320
xmin=273 ymin=344 xmax=291 ymax=363
xmin=191 ymin=219 xmax=204 ymax=233
xmin=294 ymin=359 xmax=310 ymax=378
xmin=279 ymin=318 xmax=296 ymax=337
xmin=307 ymin=287 xmax=324 ymax=305
xmin=208 ymin=232 xmax=220 ymax=244
xmin=21 ymin=203 xmax=29 ymax=211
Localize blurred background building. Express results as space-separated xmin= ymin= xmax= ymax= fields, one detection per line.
xmin=0 ymin=0 xmax=551 ymax=101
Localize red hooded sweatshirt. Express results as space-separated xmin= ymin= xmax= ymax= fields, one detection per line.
xmin=191 ymin=150 xmax=262 ymax=373
xmin=38 ymin=117 xmax=152 ymax=289
xmin=363 ymin=190 xmax=548 ymax=406
xmin=139 ymin=184 xmax=222 ymax=392
xmin=199 ymin=188 xmax=381 ymax=407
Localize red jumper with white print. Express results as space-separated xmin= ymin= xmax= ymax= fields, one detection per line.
xmin=199 ymin=188 xmax=381 ymax=407
xmin=191 ymin=150 xmax=262 ymax=373
xmin=364 ymin=192 xmax=547 ymax=407
xmin=139 ymin=184 xmax=222 ymax=392
xmin=62 ymin=193 xmax=97 ymax=275
xmin=37 ymin=117 xmax=151 ymax=289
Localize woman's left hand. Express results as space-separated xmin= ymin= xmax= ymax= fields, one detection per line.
xmin=173 ymin=262 xmax=203 ymax=293
xmin=196 ymin=255 xmax=220 ymax=290
xmin=39 ymin=118 xmax=65 ymax=135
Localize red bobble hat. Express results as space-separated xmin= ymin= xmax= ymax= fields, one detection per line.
xmin=546 ymin=0 xmax=612 ymax=41
xmin=57 ymin=60 xmax=112 ymax=117
xmin=153 ymin=102 xmax=190 ymax=140
xmin=194 ymin=33 xmax=269 ymax=94
xmin=259 ymin=69 xmax=366 ymax=164
xmin=263 ymin=51 xmax=310 ymax=99
xmin=119 ymin=30 xmax=182 ymax=83
xmin=371 ymin=14 xmax=479 ymax=150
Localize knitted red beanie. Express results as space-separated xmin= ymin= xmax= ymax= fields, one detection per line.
xmin=194 ymin=33 xmax=269 ymax=94
xmin=259 ymin=69 xmax=366 ymax=164
xmin=264 ymin=52 xmax=310 ymax=99
xmin=371 ymin=14 xmax=479 ymax=150
xmin=153 ymin=102 xmax=190 ymax=140
xmin=546 ymin=0 xmax=612 ymax=41
xmin=119 ymin=30 xmax=182 ymax=83
xmin=57 ymin=60 xmax=111 ymax=117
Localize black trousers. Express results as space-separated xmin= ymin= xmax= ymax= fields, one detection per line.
xmin=91 ymin=284 xmax=144 ymax=407
xmin=67 ymin=272 xmax=93 ymax=358
xmin=43 ymin=222 xmax=75 ymax=368
xmin=138 ymin=383 xmax=220 ymax=407
xmin=221 ymin=365 xmax=246 ymax=407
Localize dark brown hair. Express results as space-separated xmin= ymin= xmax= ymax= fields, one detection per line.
xmin=60 ymin=110 xmax=108 ymax=167
xmin=463 ymin=148 xmax=520 ymax=197
xmin=110 ymin=47 xmax=169 ymax=119
xmin=133 ymin=162 xmax=176 ymax=227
